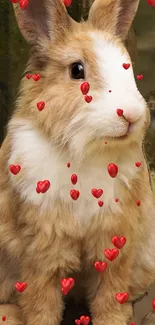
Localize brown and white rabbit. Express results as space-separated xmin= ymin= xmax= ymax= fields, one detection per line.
xmin=0 ymin=0 xmax=155 ymax=324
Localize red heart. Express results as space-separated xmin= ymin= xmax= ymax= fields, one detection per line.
xmin=19 ymin=0 xmax=29 ymax=8
xmin=36 ymin=180 xmax=50 ymax=193
xmin=9 ymin=164 xmax=21 ymax=175
xmin=91 ymin=188 xmax=103 ymax=198
xmin=122 ymin=63 xmax=130 ymax=70
xmin=63 ymin=0 xmax=72 ymax=6
xmin=80 ymin=82 xmax=90 ymax=95
xmin=61 ymin=277 xmax=75 ymax=295
xmin=136 ymin=74 xmax=144 ymax=80
xmin=136 ymin=200 xmax=141 ymax=206
xmin=75 ymin=320 xmax=81 ymax=325
xmin=115 ymin=198 xmax=119 ymax=202
xmin=11 ymin=0 xmax=19 ymax=3
xmin=70 ymin=189 xmax=80 ymax=200
xmin=67 ymin=162 xmax=70 ymax=168
xmin=98 ymin=200 xmax=104 ymax=207
xmin=15 ymin=282 xmax=27 ymax=293
xmin=2 ymin=316 xmax=6 ymax=321
xmin=84 ymin=95 xmax=92 ymax=103
xmin=32 ymin=74 xmax=41 ymax=81
xmin=130 ymin=323 xmax=136 ymax=325
xmin=37 ymin=101 xmax=45 ymax=111
xmin=26 ymin=73 xmax=31 ymax=79
xmin=80 ymin=316 xmax=91 ymax=325
xmin=71 ymin=174 xmax=78 ymax=185
xmin=108 ymin=163 xmax=118 ymax=178
xmin=94 ymin=261 xmax=107 ymax=272
xmin=112 ymin=236 xmax=126 ymax=249
xmin=147 ymin=0 xmax=155 ymax=6
xmin=115 ymin=292 xmax=129 ymax=304
xmin=104 ymin=248 xmax=119 ymax=261
xmin=116 ymin=109 xmax=123 ymax=117
xmin=152 ymin=298 xmax=155 ymax=310
xmin=135 ymin=162 xmax=141 ymax=167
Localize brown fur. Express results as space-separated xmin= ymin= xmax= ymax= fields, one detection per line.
xmin=0 ymin=0 xmax=155 ymax=325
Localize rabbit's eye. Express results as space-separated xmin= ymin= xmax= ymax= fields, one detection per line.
xmin=70 ymin=62 xmax=85 ymax=79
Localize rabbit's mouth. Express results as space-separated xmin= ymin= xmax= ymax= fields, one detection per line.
xmin=117 ymin=122 xmax=132 ymax=139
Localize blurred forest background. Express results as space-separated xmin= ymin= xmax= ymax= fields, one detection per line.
xmin=0 ymin=0 xmax=155 ymax=187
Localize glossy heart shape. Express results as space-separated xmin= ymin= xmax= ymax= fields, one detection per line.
xmin=70 ymin=189 xmax=80 ymax=200
xmin=80 ymin=316 xmax=91 ymax=325
xmin=61 ymin=277 xmax=75 ymax=295
xmin=104 ymin=248 xmax=119 ymax=261
xmin=94 ymin=261 xmax=108 ymax=272
xmin=122 ymin=63 xmax=130 ymax=70
xmin=80 ymin=82 xmax=90 ymax=95
xmin=36 ymin=180 xmax=50 ymax=193
xmin=91 ymin=188 xmax=103 ymax=198
xmin=115 ymin=292 xmax=129 ymax=304
xmin=9 ymin=164 xmax=21 ymax=175
xmin=15 ymin=282 xmax=27 ymax=293
xmin=112 ymin=236 xmax=126 ymax=249
xmin=107 ymin=163 xmax=118 ymax=178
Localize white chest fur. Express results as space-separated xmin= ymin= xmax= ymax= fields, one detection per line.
xmin=8 ymin=120 xmax=141 ymax=226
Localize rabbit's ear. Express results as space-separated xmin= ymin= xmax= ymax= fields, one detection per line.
xmin=13 ymin=0 xmax=75 ymax=45
xmin=88 ymin=0 xmax=139 ymax=41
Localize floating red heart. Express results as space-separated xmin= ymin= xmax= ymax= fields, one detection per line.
xmin=75 ymin=320 xmax=81 ymax=325
xmin=135 ymin=162 xmax=141 ymax=167
xmin=32 ymin=74 xmax=41 ymax=81
xmin=152 ymin=298 xmax=155 ymax=310
xmin=9 ymin=164 xmax=21 ymax=175
xmin=80 ymin=82 xmax=90 ymax=95
xmin=108 ymin=163 xmax=118 ymax=178
xmin=136 ymin=74 xmax=144 ymax=80
xmin=80 ymin=316 xmax=91 ymax=325
xmin=109 ymin=90 xmax=112 ymax=93
xmin=147 ymin=0 xmax=155 ymax=6
xmin=15 ymin=282 xmax=27 ymax=293
xmin=26 ymin=74 xmax=31 ymax=79
xmin=91 ymin=188 xmax=103 ymax=198
xmin=37 ymin=101 xmax=45 ymax=111
xmin=130 ymin=322 xmax=136 ymax=325
xmin=36 ymin=180 xmax=50 ymax=193
xmin=112 ymin=236 xmax=126 ymax=249
xmin=2 ymin=316 xmax=6 ymax=321
xmin=104 ymin=141 xmax=108 ymax=144
xmin=71 ymin=174 xmax=78 ymax=185
xmin=84 ymin=95 xmax=92 ymax=103
xmin=70 ymin=189 xmax=80 ymax=200
xmin=122 ymin=63 xmax=130 ymax=70
xmin=116 ymin=109 xmax=123 ymax=117
xmin=63 ymin=0 xmax=72 ymax=6
xmin=98 ymin=200 xmax=104 ymax=207
xmin=61 ymin=277 xmax=75 ymax=295
xmin=104 ymin=248 xmax=119 ymax=261
xmin=19 ymin=0 xmax=29 ymax=8
xmin=67 ymin=162 xmax=70 ymax=168
xmin=115 ymin=292 xmax=129 ymax=304
xmin=115 ymin=198 xmax=119 ymax=202
xmin=11 ymin=0 xmax=19 ymax=3
xmin=136 ymin=200 xmax=141 ymax=206
xmin=94 ymin=261 xmax=108 ymax=272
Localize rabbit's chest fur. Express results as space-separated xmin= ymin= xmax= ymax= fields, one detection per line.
xmin=8 ymin=120 xmax=140 ymax=227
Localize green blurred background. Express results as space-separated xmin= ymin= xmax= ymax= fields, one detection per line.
xmin=0 ymin=0 xmax=155 ymax=187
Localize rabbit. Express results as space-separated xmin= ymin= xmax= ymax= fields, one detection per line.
xmin=0 ymin=0 xmax=155 ymax=324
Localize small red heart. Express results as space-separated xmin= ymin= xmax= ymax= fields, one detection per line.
xmin=91 ymin=188 xmax=103 ymax=198
xmin=84 ymin=95 xmax=92 ymax=103
xmin=104 ymin=141 xmax=108 ymax=144
xmin=80 ymin=316 xmax=91 ymax=325
xmin=32 ymin=74 xmax=41 ymax=81
xmin=122 ymin=63 xmax=130 ymax=70
xmin=152 ymin=298 xmax=155 ymax=310
xmin=61 ymin=277 xmax=75 ymax=295
xmin=2 ymin=316 xmax=6 ymax=321
xmin=135 ymin=162 xmax=141 ymax=167
xmin=26 ymin=73 xmax=32 ymax=79
xmin=36 ymin=180 xmax=50 ymax=193
xmin=63 ymin=0 xmax=72 ymax=6
xmin=136 ymin=74 xmax=144 ymax=80
xmin=19 ymin=0 xmax=29 ymax=8
xmin=67 ymin=162 xmax=70 ymax=168
xmin=80 ymin=82 xmax=90 ymax=95
xmin=15 ymin=282 xmax=27 ymax=293
xmin=37 ymin=101 xmax=45 ymax=111
xmin=9 ymin=164 xmax=21 ymax=175
xmin=11 ymin=0 xmax=19 ymax=3
xmin=136 ymin=200 xmax=141 ymax=206
xmin=116 ymin=109 xmax=123 ymax=117
xmin=147 ymin=0 xmax=155 ymax=6
xmin=109 ymin=90 xmax=112 ymax=93
xmin=70 ymin=189 xmax=80 ymax=200
xmin=104 ymin=248 xmax=119 ymax=261
xmin=71 ymin=174 xmax=78 ymax=185
xmin=115 ymin=198 xmax=119 ymax=202
xmin=94 ymin=261 xmax=108 ymax=272
xmin=108 ymin=163 xmax=118 ymax=178
xmin=130 ymin=322 xmax=136 ymax=325
xmin=115 ymin=292 xmax=129 ymax=304
xmin=112 ymin=236 xmax=126 ymax=249
xmin=98 ymin=200 xmax=104 ymax=207
xmin=75 ymin=320 xmax=81 ymax=325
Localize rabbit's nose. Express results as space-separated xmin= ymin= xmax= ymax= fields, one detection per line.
xmin=116 ymin=109 xmax=140 ymax=124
